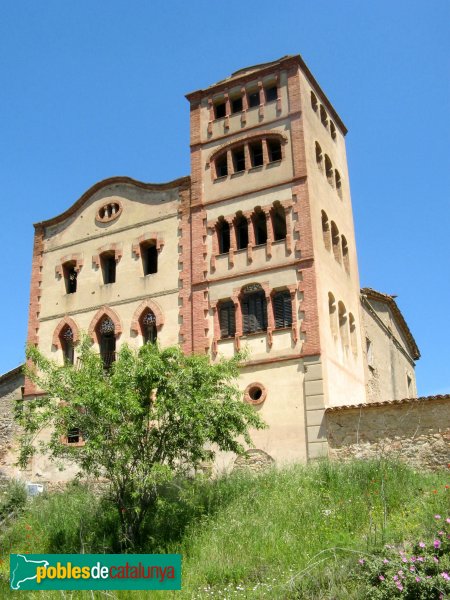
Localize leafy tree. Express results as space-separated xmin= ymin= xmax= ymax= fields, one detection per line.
xmin=18 ymin=337 xmax=265 ymax=549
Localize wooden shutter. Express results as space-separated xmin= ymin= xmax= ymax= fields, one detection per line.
xmin=219 ymin=302 xmax=235 ymax=338
xmin=273 ymin=291 xmax=292 ymax=328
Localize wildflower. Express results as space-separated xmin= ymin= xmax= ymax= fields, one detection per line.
xmin=434 ymin=539 xmax=441 ymax=549
xmin=393 ymin=575 xmax=398 ymax=581
xmin=396 ymin=583 xmax=403 ymax=591
xmin=417 ymin=557 xmax=424 ymax=562
xmin=438 ymin=531 xmax=444 ymax=536
xmin=446 ymin=518 xmax=450 ymax=524
xmin=441 ymin=572 xmax=450 ymax=581
xmin=378 ymin=575 xmax=385 ymax=581
xmin=435 ymin=514 xmax=441 ymax=519
xmin=402 ymin=557 xmax=408 ymax=562
xmin=383 ymin=559 xmax=390 ymax=564
xmin=410 ymin=566 xmax=415 ymax=572
xmin=410 ymin=556 xmax=416 ymax=562
xmin=432 ymin=490 xmax=438 ymax=494
xmin=25 ymin=524 xmax=32 ymax=530
xmin=358 ymin=559 xmax=365 ymax=565
xmin=433 ymin=556 xmax=439 ymax=563
xmin=419 ymin=542 xmax=426 ymax=548
xmin=415 ymin=577 xmax=421 ymax=582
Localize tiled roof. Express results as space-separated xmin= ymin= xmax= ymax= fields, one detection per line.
xmin=361 ymin=287 xmax=420 ymax=360
xmin=325 ymin=394 xmax=450 ymax=412
xmin=0 ymin=364 xmax=24 ymax=384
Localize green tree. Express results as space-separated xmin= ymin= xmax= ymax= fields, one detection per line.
xmin=18 ymin=337 xmax=265 ymax=549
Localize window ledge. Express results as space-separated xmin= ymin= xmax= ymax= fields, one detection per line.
xmin=241 ymin=330 xmax=268 ymax=338
xmin=230 ymin=171 xmax=245 ymax=179
xmin=267 ymin=159 xmax=282 ymax=167
xmin=248 ymin=165 xmax=264 ymax=173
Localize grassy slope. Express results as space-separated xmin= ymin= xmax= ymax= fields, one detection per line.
xmin=0 ymin=460 xmax=448 ymax=599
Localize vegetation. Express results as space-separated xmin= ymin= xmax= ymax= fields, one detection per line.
xmin=0 ymin=459 xmax=448 ymax=598
xmin=19 ymin=338 xmax=264 ymax=548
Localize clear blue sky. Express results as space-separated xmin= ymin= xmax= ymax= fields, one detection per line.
xmin=0 ymin=1 xmax=448 ymax=396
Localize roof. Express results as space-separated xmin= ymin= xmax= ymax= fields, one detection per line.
xmin=34 ymin=175 xmax=191 ymax=229
xmin=361 ymin=287 xmax=420 ymax=360
xmin=0 ymin=364 xmax=24 ymax=385
xmin=325 ymin=394 xmax=450 ymax=412
xmin=185 ymin=54 xmax=348 ymax=136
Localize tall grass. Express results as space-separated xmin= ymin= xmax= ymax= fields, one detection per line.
xmin=0 ymin=459 xmax=448 ymax=599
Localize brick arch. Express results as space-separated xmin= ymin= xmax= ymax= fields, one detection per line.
xmin=208 ymin=130 xmax=288 ymax=165
xmin=88 ymin=306 xmax=123 ymax=343
xmin=52 ymin=317 xmax=80 ymax=349
xmin=130 ymin=300 xmax=164 ymax=335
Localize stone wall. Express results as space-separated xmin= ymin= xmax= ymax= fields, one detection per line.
xmin=326 ymin=395 xmax=450 ymax=470
xmin=0 ymin=366 xmax=24 ymax=480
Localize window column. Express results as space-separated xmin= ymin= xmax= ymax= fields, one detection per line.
xmin=211 ymin=301 xmax=219 ymax=354
xmin=262 ymin=283 xmax=274 ymax=347
xmin=226 ymin=149 xmax=233 ymax=176
xmin=245 ymin=211 xmax=255 ymax=263
xmin=288 ymin=285 xmax=298 ymax=343
xmin=228 ymin=217 xmax=237 ymax=267
xmin=244 ymin=143 xmax=251 ymax=172
xmin=265 ymin=209 xmax=273 ymax=258
xmin=207 ymin=98 xmax=214 ymax=135
xmin=232 ymin=291 xmax=241 ymax=350
xmin=261 ymin=138 xmax=269 ymax=166
xmin=258 ymin=81 xmax=264 ymax=118
xmin=224 ymin=92 xmax=230 ymax=130
xmin=241 ymin=86 xmax=248 ymax=125
xmin=284 ymin=205 xmax=293 ymax=253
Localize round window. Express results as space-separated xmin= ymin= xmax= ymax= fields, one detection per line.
xmin=244 ymin=382 xmax=267 ymax=405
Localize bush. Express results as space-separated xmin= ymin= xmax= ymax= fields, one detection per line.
xmin=0 ymin=480 xmax=27 ymax=522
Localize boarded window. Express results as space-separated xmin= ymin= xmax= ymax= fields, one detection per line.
xmin=273 ymin=291 xmax=292 ymax=329
xmin=219 ymin=301 xmax=236 ymax=338
xmin=242 ymin=291 xmax=268 ymax=334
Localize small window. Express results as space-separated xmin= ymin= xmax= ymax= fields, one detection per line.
xmin=320 ymin=105 xmax=328 ymax=128
xmin=311 ymin=92 xmax=318 ymax=112
xmin=407 ymin=374 xmax=413 ymax=397
xmin=247 ymin=90 xmax=259 ymax=108
xmin=63 ymin=263 xmax=77 ymax=294
xmin=267 ymin=139 xmax=281 ymax=162
xmin=250 ymin=141 xmax=263 ymax=167
xmin=341 ymin=236 xmax=349 ymax=273
xmin=329 ymin=292 xmax=337 ymax=337
xmin=214 ymin=101 xmax=226 ymax=119
xmin=331 ymin=222 xmax=341 ymax=263
xmin=67 ymin=428 xmax=81 ymax=444
xmin=325 ymin=155 xmax=333 ymax=185
xmin=242 ymin=290 xmax=268 ymax=334
xmin=366 ymin=338 xmax=374 ymax=369
xmin=231 ymin=96 xmax=243 ymax=114
xmin=101 ymin=253 xmax=116 ymax=284
xmin=217 ymin=219 xmax=230 ymax=254
xmin=338 ymin=302 xmax=348 ymax=347
xmin=272 ymin=203 xmax=287 ymax=241
xmin=216 ymin=155 xmax=228 ymax=178
xmin=264 ymin=86 xmax=277 ymax=103
xmin=61 ymin=325 xmax=74 ymax=365
xmin=335 ymin=170 xmax=342 ymax=197
xmin=232 ymin=147 xmax=246 ymax=173
xmin=321 ymin=211 xmax=331 ymax=251
xmin=330 ymin=121 xmax=337 ymax=140
xmin=142 ymin=243 xmax=158 ymax=275
xmin=141 ymin=310 xmax=157 ymax=344
xmin=219 ymin=301 xmax=236 ymax=339
xmin=315 ymin=142 xmax=323 ymax=168
xmin=349 ymin=313 xmax=357 ymax=354
xmin=235 ymin=214 xmax=248 ymax=250
xmin=253 ymin=211 xmax=267 ymax=245
xmin=273 ymin=291 xmax=292 ymax=329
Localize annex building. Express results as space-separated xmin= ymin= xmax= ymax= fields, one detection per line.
xmin=3 ymin=55 xmax=431 ymax=482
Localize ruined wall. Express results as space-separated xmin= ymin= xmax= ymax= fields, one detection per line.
xmin=326 ymin=396 xmax=450 ymax=470
xmin=0 ymin=367 xmax=24 ymax=480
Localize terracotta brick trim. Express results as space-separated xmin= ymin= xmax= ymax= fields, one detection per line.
xmin=130 ymin=299 xmax=165 ymax=334
xmin=244 ymin=382 xmax=267 ymax=405
xmin=52 ymin=317 xmax=80 ymax=349
xmin=131 ymin=233 xmax=164 ymax=258
xmin=92 ymin=243 xmax=123 ymax=268
xmin=88 ymin=306 xmax=123 ymax=343
xmin=55 ymin=253 xmax=84 ymax=278
xmin=208 ymin=130 xmax=288 ymax=166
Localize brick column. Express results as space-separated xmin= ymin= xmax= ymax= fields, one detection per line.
xmin=226 ymin=149 xmax=233 ymax=176
xmin=245 ymin=212 xmax=255 ymax=263
xmin=262 ymin=138 xmax=269 ymax=165
xmin=262 ymin=282 xmax=274 ymax=348
xmin=288 ymin=284 xmax=298 ymax=343
xmin=232 ymin=291 xmax=241 ymax=351
xmin=265 ymin=210 xmax=273 ymax=259
xmin=258 ymin=80 xmax=264 ymax=119
xmin=224 ymin=92 xmax=230 ymax=130
xmin=241 ymin=86 xmax=248 ymax=125
xmin=228 ymin=217 xmax=236 ymax=267
xmin=285 ymin=205 xmax=293 ymax=254
xmin=244 ymin=143 xmax=251 ymax=171
xmin=207 ymin=98 xmax=214 ymax=135
xmin=211 ymin=300 xmax=219 ymax=355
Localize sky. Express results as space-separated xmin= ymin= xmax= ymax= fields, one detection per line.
xmin=0 ymin=0 xmax=449 ymax=396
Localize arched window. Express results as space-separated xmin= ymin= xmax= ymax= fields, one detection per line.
xmin=338 ymin=302 xmax=349 ymax=347
xmin=140 ymin=310 xmax=157 ymax=344
xmin=253 ymin=210 xmax=267 ymax=245
xmin=315 ymin=142 xmax=323 ymax=170
xmin=331 ymin=222 xmax=341 ymax=263
xmin=349 ymin=313 xmax=357 ymax=354
xmin=273 ymin=290 xmax=292 ymax=329
xmin=97 ymin=316 xmax=116 ymax=370
xmin=271 ymin=203 xmax=287 ymax=240
xmin=235 ymin=214 xmax=248 ymax=250
xmin=219 ymin=300 xmax=236 ymax=339
xmin=311 ymin=91 xmax=318 ymax=112
xmin=330 ymin=121 xmax=337 ymax=140
xmin=328 ymin=292 xmax=337 ymax=337
xmin=241 ymin=285 xmax=267 ymax=334
xmin=63 ymin=262 xmax=77 ymax=294
xmin=341 ymin=235 xmax=350 ymax=273
xmin=335 ymin=170 xmax=342 ymax=197
xmin=325 ymin=155 xmax=333 ymax=185
xmin=60 ymin=325 xmax=74 ymax=364
xmin=320 ymin=105 xmax=328 ymax=128
xmin=217 ymin=219 xmax=230 ymax=254
xmin=321 ymin=211 xmax=331 ymax=251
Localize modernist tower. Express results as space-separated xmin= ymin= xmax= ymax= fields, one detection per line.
xmin=22 ymin=56 xmax=418 ymax=480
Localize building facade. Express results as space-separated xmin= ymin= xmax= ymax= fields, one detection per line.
xmin=19 ymin=55 xmax=421 ymax=480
